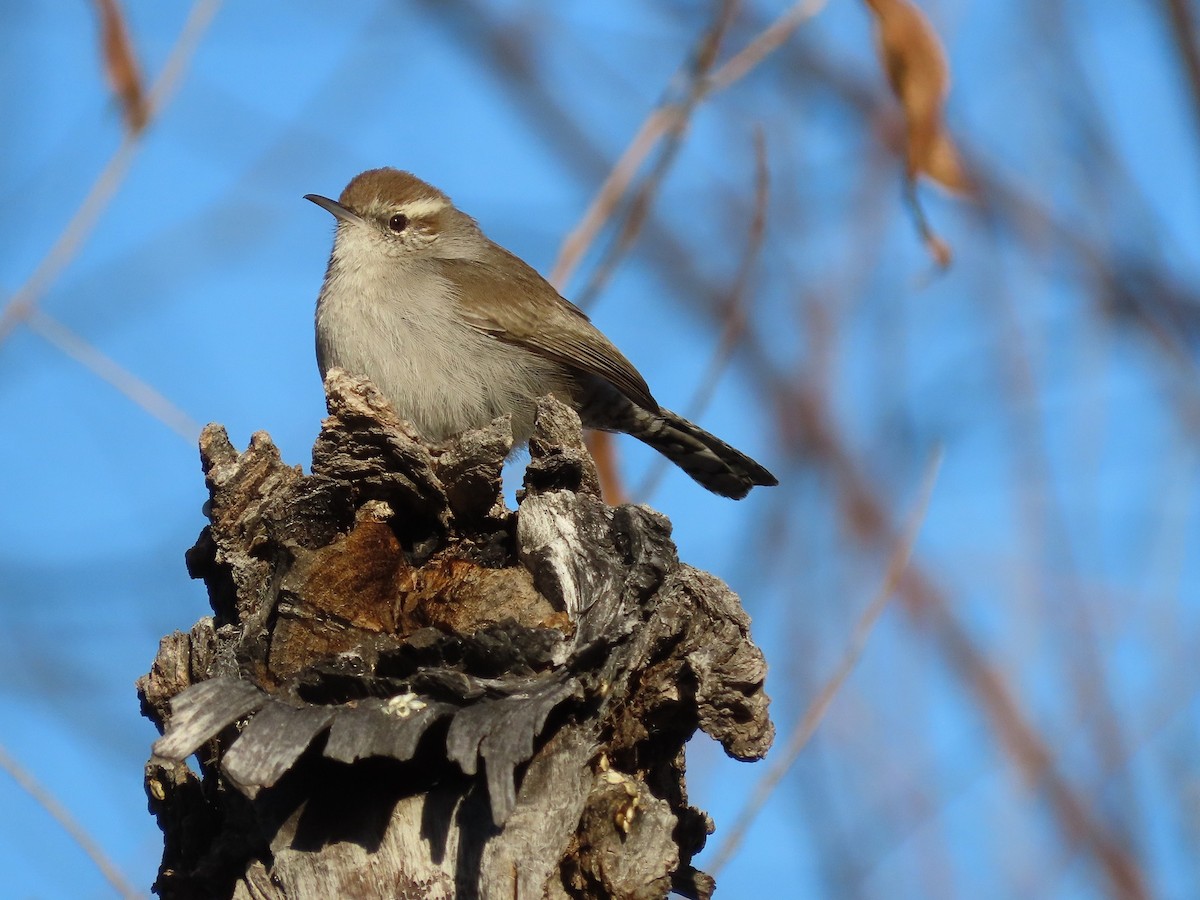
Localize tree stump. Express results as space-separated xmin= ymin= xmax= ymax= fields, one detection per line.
xmin=139 ymin=370 xmax=774 ymax=899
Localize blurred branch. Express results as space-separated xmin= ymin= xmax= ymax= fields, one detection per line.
xmin=548 ymin=0 xmax=827 ymax=293
xmin=391 ymin=13 xmax=1161 ymax=891
xmin=0 ymin=742 xmax=139 ymax=900
xmin=0 ymin=0 xmax=222 ymax=343
xmin=570 ymin=0 xmax=828 ymax=310
xmin=549 ymin=107 xmax=680 ymax=289
xmin=1160 ymin=0 xmax=1200 ymax=145
xmin=26 ymin=310 xmax=200 ymax=441
xmin=636 ymin=127 xmax=769 ymax=500
xmin=709 ymin=446 xmax=943 ymax=875
xmin=902 ymin=177 xmax=952 ymax=268
xmin=706 ymin=0 xmax=829 ymax=92
xmin=585 ymin=429 xmax=628 ymax=504
xmin=754 ymin=367 xmax=1150 ymax=899
xmin=569 ymin=0 xmax=738 ymax=309
xmin=784 ymin=46 xmax=1200 ymax=422
xmin=549 ymin=0 xmax=738 ymax=290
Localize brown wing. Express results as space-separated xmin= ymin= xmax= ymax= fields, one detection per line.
xmin=434 ymin=249 xmax=660 ymax=413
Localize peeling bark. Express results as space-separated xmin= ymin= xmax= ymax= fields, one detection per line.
xmin=140 ymin=369 xmax=773 ymax=899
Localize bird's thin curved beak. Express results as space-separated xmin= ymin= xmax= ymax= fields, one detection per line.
xmin=304 ymin=193 xmax=366 ymax=227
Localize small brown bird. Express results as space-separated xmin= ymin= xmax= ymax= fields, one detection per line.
xmin=306 ymin=168 xmax=777 ymax=499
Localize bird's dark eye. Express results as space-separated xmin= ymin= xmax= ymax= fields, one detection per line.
xmin=388 ymin=213 xmax=409 ymax=233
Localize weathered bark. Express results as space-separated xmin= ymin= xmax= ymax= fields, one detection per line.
xmin=139 ymin=369 xmax=773 ymax=900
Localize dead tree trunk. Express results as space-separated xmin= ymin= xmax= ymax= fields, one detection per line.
xmin=139 ymin=371 xmax=774 ymax=900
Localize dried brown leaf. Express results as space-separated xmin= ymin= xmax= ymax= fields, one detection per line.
xmin=94 ymin=0 xmax=148 ymax=134
xmin=864 ymin=0 xmax=970 ymax=193
xmin=924 ymin=127 xmax=970 ymax=193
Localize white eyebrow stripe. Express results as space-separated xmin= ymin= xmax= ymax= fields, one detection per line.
xmin=398 ymin=197 xmax=448 ymax=218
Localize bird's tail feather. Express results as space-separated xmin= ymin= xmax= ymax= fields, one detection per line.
xmin=629 ymin=407 xmax=777 ymax=499
xmin=579 ymin=386 xmax=777 ymax=499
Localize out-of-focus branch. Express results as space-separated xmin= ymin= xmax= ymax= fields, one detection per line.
xmin=569 ymin=0 xmax=828 ymax=310
xmin=0 ymin=0 xmax=222 ymax=343
xmin=706 ymin=0 xmax=830 ymax=93
xmin=549 ymin=108 xmax=681 ymax=289
xmin=406 ymin=12 xmax=1153 ymax=890
xmin=636 ymin=128 xmax=770 ymax=501
xmin=709 ymin=446 xmax=943 ymax=875
xmin=26 ymin=311 xmax=200 ymax=441
xmin=585 ymin=427 xmax=628 ymax=505
xmin=0 ymin=742 xmax=139 ymax=900
xmin=1160 ymin=0 xmax=1200 ymax=146
xmin=747 ymin=364 xmax=1149 ymax=900
xmin=548 ymin=0 xmax=827 ymax=294
xmin=568 ymin=0 xmax=736 ymax=309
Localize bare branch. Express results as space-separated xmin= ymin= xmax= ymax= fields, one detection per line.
xmin=636 ymin=128 xmax=770 ymax=501
xmin=0 ymin=742 xmax=140 ymax=900
xmin=710 ymin=447 xmax=943 ymax=874
xmin=27 ymin=311 xmax=200 ymax=441
xmin=551 ymin=0 xmax=827 ymax=298
xmin=0 ymin=0 xmax=222 ymax=343
xmin=1160 ymin=0 xmax=1200 ymax=147
xmin=706 ymin=0 xmax=830 ymax=92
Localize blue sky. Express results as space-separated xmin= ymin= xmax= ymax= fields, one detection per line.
xmin=3 ymin=1 xmax=1199 ymax=897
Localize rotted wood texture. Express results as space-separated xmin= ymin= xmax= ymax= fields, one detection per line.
xmin=139 ymin=369 xmax=774 ymax=900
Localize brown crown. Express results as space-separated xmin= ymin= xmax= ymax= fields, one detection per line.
xmin=338 ymin=168 xmax=450 ymax=212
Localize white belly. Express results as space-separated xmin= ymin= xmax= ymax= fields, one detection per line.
xmin=315 ymin=265 xmax=565 ymax=443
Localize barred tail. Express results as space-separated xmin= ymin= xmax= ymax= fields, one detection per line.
xmin=630 ymin=407 xmax=777 ymax=499
xmin=581 ymin=387 xmax=777 ymax=499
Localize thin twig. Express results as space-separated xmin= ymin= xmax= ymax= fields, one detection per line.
xmin=567 ymin=0 xmax=740 ymax=309
xmin=0 ymin=741 xmax=141 ymax=899
xmin=458 ymin=8 xmax=1155 ymax=891
xmin=1160 ymin=0 xmax=1200 ymax=148
xmin=550 ymin=0 xmax=827 ymax=296
xmin=709 ymin=446 xmax=944 ymax=875
xmin=739 ymin=341 xmax=1150 ymax=898
xmin=902 ymin=176 xmax=952 ymax=268
xmin=0 ymin=0 xmax=223 ymax=343
xmin=26 ymin=310 xmax=200 ymax=441
xmin=635 ymin=128 xmax=769 ymax=501
xmin=548 ymin=108 xmax=680 ymax=290
xmin=706 ymin=0 xmax=829 ymax=93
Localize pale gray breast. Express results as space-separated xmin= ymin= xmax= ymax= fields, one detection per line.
xmin=316 ymin=259 xmax=571 ymax=442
